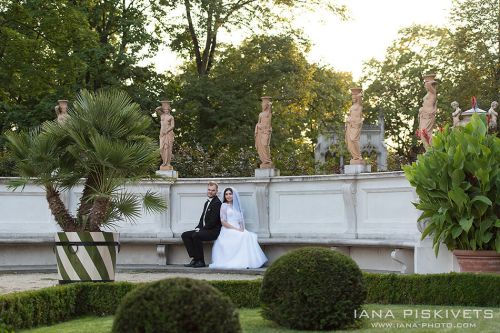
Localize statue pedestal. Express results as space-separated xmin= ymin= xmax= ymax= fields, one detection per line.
xmin=156 ymin=169 xmax=179 ymax=178
xmin=255 ymin=168 xmax=280 ymax=178
xmin=344 ymin=164 xmax=371 ymax=174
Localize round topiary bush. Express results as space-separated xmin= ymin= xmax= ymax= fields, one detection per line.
xmin=260 ymin=247 xmax=366 ymax=330
xmin=112 ymin=278 xmax=241 ymax=333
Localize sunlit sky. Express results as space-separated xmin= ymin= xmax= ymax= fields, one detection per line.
xmin=153 ymin=0 xmax=453 ymax=81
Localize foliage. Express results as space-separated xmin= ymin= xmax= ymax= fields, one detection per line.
xmin=3 ymin=274 xmax=500 ymax=330
xmin=444 ymin=0 xmax=499 ymax=105
xmin=5 ymin=90 xmax=166 ymax=231
xmin=362 ymin=0 xmax=499 ymax=162
xmin=112 ymin=278 xmax=241 ymax=333
xmin=157 ymin=0 xmax=347 ymax=76
xmin=209 ymin=280 xmax=262 ymax=308
xmin=404 ymin=115 xmax=500 ymax=255
xmin=0 ymin=0 xmax=168 ymax=176
xmin=169 ymin=34 xmax=353 ymax=176
xmin=361 ymin=25 xmax=451 ymax=162
xmin=364 ymin=272 xmax=500 ymax=307
xmin=260 ymin=247 xmax=366 ymax=330
xmin=0 ymin=150 xmax=15 ymax=176
xmin=173 ymin=140 xmax=257 ymax=177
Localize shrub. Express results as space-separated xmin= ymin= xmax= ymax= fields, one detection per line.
xmin=364 ymin=273 xmax=500 ymax=306
xmin=211 ymin=280 xmax=261 ymax=308
xmin=2 ymin=274 xmax=500 ymax=331
xmin=112 ymin=278 xmax=241 ymax=333
xmin=404 ymin=115 xmax=500 ymax=254
xmin=260 ymin=247 xmax=366 ymax=330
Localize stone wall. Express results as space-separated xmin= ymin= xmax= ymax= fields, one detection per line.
xmin=0 ymin=172 xmax=459 ymax=273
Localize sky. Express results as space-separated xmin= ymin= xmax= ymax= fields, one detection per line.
xmin=153 ymin=0 xmax=453 ymax=81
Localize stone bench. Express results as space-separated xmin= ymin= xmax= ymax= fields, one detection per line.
xmin=0 ymin=235 xmax=417 ymax=273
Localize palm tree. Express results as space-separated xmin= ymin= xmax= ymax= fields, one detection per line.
xmin=6 ymin=89 xmax=166 ymax=231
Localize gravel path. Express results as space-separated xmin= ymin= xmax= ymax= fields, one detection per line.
xmin=0 ymin=271 xmax=261 ymax=295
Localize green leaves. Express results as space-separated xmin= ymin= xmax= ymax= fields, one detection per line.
xmin=6 ymin=89 xmax=166 ymax=231
xmin=405 ymin=115 xmax=500 ymax=255
xmin=459 ymin=217 xmax=473 ymax=233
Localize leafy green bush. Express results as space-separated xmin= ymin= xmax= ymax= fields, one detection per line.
xmin=404 ymin=115 xmax=500 ymax=255
xmin=112 ymin=278 xmax=241 ymax=333
xmin=260 ymin=247 xmax=366 ymax=330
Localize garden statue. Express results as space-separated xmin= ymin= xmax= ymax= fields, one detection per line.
xmin=487 ymin=101 xmax=498 ymax=131
xmin=418 ymin=74 xmax=437 ymax=150
xmin=55 ymin=100 xmax=69 ymax=124
xmin=157 ymin=100 xmax=175 ymax=170
xmin=451 ymin=101 xmax=462 ymax=127
xmin=345 ymin=88 xmax=364 ymax=165
xmin=255 ymin=96 xmax=273 ymax=168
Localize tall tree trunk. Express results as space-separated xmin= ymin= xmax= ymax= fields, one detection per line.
xmin=77 ymin=173 xmax=98 ymax=227
xmin=45 ymin=184 xmax=76 ymax=231
xmin=89 ymin=196 xmax=110 ymax=231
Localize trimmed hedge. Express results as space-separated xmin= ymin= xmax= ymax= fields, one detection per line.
xmin=0 ymin=282 xmax=134 ymax=330
xmin=364 ymin=273 xmax=500 ymax=306
xmin=1 ymin=273 xmax=499 ymax=330
xmin=113 ymin=278 xmax=241 ymax=333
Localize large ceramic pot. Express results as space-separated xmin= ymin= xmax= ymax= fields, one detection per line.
xmin=55 ymin=232 xmax=120 ymax=284
xmin=453 ymin=250 xmax=500 ymax=273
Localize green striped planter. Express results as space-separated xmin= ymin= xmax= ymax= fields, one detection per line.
xmin=55 ymin=232 xmax=120 ymax=284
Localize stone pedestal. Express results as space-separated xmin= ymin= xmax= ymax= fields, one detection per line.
xmin=255 ymin=168 xmax=280 ymax=178
xmin=414 ymin=238 xmax=459 ymax=273
xmin=344 ymin=164 xmax=371 ymax=174
xmin=156 ymin=169 xmax=179 ymax=178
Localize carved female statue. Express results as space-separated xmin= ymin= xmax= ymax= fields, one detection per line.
xmin=255 ymin=96 xmax=273 ymax=168
xmin=345 ymin=88 xmax=364 ymax=164
xmin=55 ymin=100 xmax=69 ymax=124
xmin=157 ymin=101 xmax=175 ymax=170
xmin=418 ymin=74 xmax=437 ymax=149
xmin=487 ymin=101 xmax=498 ymax=131
xmin=451 ymin=101 xmax=462 ymax=127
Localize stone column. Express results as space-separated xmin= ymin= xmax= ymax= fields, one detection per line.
xmin=254 ymin=181 xmax=271 ymax=237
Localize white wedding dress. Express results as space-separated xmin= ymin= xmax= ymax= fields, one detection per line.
xmin=210 ymin=202 xmax=267 ymax=269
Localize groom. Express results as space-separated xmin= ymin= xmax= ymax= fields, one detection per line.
xmin=181 ymin=181 xmax=222 ymax=268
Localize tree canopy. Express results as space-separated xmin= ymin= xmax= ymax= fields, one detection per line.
xmin=362 ymin=0 xmax=499 ymax=163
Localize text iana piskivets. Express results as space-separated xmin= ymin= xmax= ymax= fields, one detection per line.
xmin=354 ymin=309 xmax=495 ymax=319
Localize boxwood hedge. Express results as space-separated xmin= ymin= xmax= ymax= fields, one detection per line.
xmin=0 ymin=273 xmax=498 ymax=330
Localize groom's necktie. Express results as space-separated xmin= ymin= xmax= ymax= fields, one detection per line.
xmin=201 ymin=199 xmax=210 ymax=227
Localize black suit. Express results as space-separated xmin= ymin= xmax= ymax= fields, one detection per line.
xmin=181 ymin=196 xmax=222 ymax=262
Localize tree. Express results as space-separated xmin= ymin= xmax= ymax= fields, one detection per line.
xmin=444 ymin=0 xmax=499 ymax=107
xmin=6 ymin=90 xmax=165 ymax=231
xmin=361 ymin=0 xmax=499 ymax=162
xmin=362 ymin=26 xmax=451 ymax=162
xmin=169 ymin=34 xmax=353 ymax=176
xmin=0 ymin=0 xmax=168 ymax=175
xmin=158 ymin=0 xmax=347 ymax=76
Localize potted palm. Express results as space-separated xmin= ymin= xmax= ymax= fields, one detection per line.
xmin=6 ymin=90 xmax=166 ymax=283
xmin=404 ymin=115 xmax=499 ymax=273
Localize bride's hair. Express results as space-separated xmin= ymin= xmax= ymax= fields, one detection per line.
xmin=223 ymin=188 xmax=233 ymax=203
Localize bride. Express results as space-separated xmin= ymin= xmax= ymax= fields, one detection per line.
xmin=209 ymin=187 xmax=268 ymax=269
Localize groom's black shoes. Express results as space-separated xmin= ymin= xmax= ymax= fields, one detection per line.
xmin=184 ymin=259 xmax=196 ymax=267
xmin=192 ymin=260 xmax=206 ymax=268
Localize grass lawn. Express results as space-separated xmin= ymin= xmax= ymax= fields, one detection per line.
xmin=20 ymin=304 xmax=500 ymax=333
